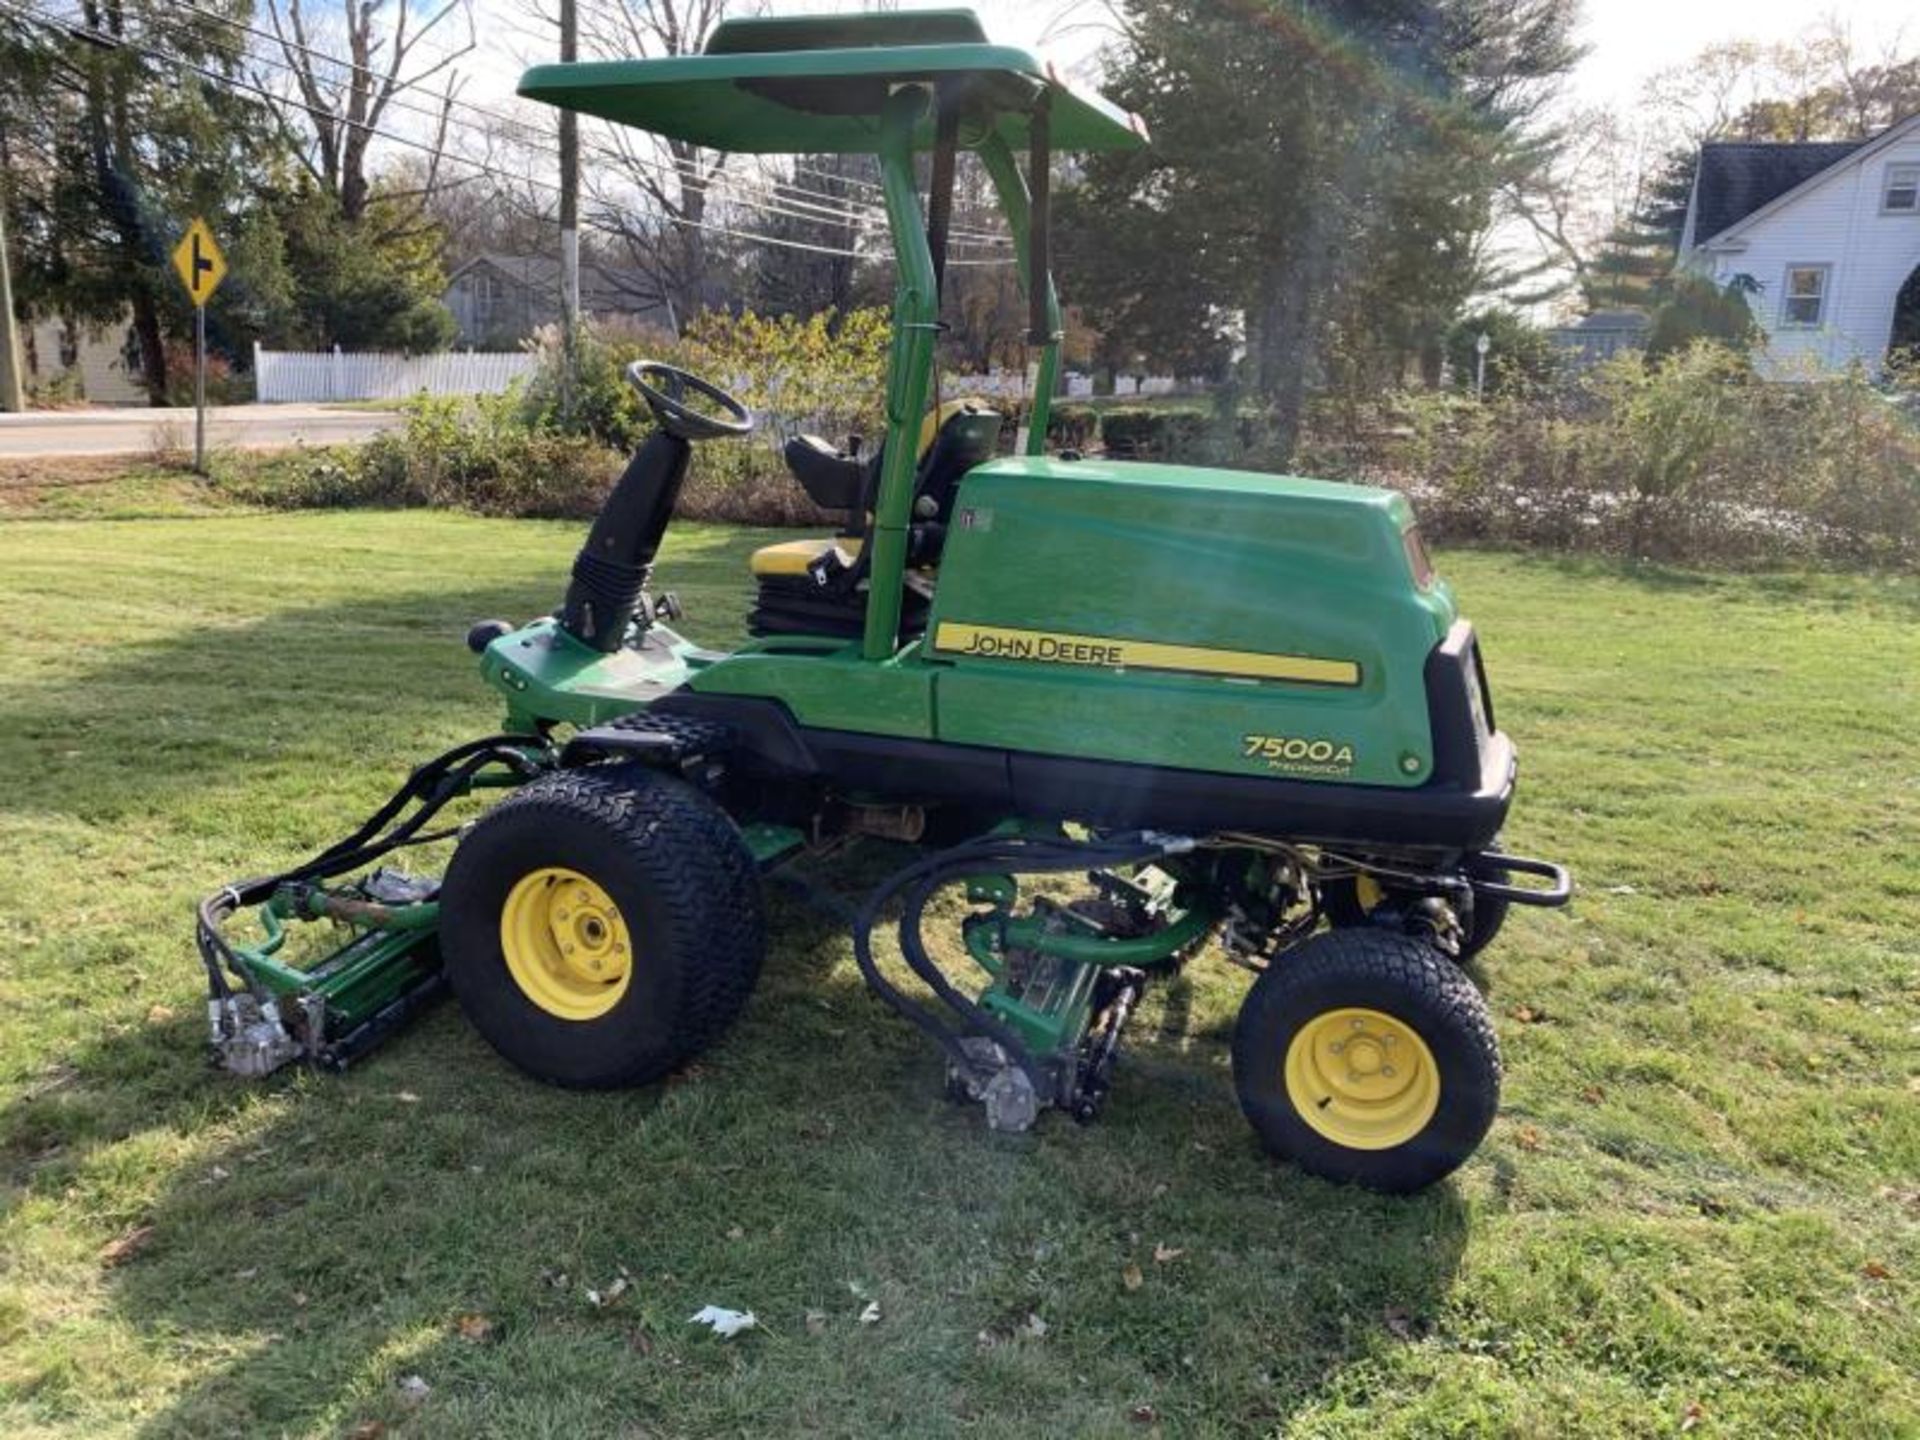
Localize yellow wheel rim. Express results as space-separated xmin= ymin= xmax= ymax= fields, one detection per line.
xmin=499 ymin=867 xmax=634 ymax=1021
xmin=1284 ymin=1007 xmax=1439 ymax=1150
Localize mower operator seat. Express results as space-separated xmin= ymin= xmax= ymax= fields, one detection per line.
xmin=748 ymin=399 xmax=1002 ymax=638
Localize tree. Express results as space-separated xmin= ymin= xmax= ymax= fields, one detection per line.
xmin=575 ymin=0 xmax=739 ymax=320
xmin=5 ymin=0 xmax=285 ymax=402
xmin=258 ymin=0 xmax=474 ymax=224
xmin=1444 ymin=307 xmax=1559 ymax=395
xmin=270 ymin=183 xmax=457 ymax=351
xmin=747 ymin=153 xmax=872 ymax=320
xmin=1646 ymin=274 xmax=1757 ymax=361
xmin=1059 ymin=0 xmax=1579 ymax=458
xmin=1582 ymin=146 xmax=1695 ymax=312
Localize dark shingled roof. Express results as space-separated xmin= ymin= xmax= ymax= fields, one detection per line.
xmin=1691 ymin=141 xmax=1865 ymax=243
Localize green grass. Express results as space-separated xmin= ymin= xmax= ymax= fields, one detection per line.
xmin=0 ymin=510 xmax=1916 ymax=1438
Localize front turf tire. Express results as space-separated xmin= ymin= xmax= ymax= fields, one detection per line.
xmin=1232 ymin=928 xmax=1500 ymax=1193
xmin=439 ymin=763 xmax=764 ymax=1089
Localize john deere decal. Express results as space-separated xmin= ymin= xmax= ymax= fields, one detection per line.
xmin=933 ymin=622 xmax=1361 ymax=687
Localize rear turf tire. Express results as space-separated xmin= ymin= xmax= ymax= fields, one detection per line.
xmin=439 ymin=763 xmax=764 ymax=1088
xmin=1232 ymin=928 xmax=1500 ymax=1193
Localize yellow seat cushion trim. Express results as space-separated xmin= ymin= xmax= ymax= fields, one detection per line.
xmin=750 ymin=535 xmax=863 ymax=578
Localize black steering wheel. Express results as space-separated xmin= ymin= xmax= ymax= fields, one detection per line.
xmin=625 ymin=360 xmax=754 ymax=441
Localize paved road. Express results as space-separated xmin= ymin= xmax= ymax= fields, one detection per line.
xmin=0 ymin=404 xmax=401 ymax=457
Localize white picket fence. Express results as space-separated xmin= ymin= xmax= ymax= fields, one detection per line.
xmin=254 ymin=344 xmax=537 ymax=403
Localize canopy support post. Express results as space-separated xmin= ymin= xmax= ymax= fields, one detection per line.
xmin=861 ymin=84 xmax=939 ymax=663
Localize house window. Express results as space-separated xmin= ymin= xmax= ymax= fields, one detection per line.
xmin=1781 ymin=265 xmax=1829 ymax=328
xmin=1885 ymin=163 xmax=1920 ymax=214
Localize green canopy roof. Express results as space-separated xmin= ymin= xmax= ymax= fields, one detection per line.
xmin=516 ymin=8 xmax=1145 ymax=155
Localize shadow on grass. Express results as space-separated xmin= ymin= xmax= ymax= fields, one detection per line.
xmin=5 ymin=886 xmax=1472 ymax=1436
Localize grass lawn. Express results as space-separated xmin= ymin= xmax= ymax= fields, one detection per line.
xmin=0 ymin=507 xmax=1916 ymax=1438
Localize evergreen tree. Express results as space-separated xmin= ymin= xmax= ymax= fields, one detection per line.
xmin=1057 ymin=0 xmax=1579 ymax=459
xmin=1584 ymin=147 xmax=1696 ymax=312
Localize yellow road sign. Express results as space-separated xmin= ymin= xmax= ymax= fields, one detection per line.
xmin=170 ymin=217 xmax=227 ymax=307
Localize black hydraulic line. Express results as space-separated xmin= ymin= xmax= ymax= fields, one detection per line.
xmin=851 ymin=832 xmax=1176 ymax=1086
xmin=196 ymin=735 xmax=553 ymax=1000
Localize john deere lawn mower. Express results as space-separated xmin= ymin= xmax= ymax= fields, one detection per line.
xmin=195 ymin=9 xmax=1569 ymax=1193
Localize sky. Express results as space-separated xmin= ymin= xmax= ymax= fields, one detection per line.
xmin=1567 ymin=0 xmax=1914 ymax=109
xmin=468 ymin=1 xmax=1918 ymax=114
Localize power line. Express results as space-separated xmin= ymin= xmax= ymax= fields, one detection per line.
xmin=152 ymin=0 xmax=1011 ymax=246
xmin=1 ymin=0 xmax=1015 ymax=269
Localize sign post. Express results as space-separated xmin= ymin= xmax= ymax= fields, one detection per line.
xmin=1474 ymin=330 xmax=1491 ymax=401
xmin=169 ymin=217 xmax=228 ymax=474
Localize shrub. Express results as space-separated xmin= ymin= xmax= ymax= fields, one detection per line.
xmin=1046 ymin=403 xmax=1099 ymax=450
xmin=1340 ymin=342 xmax=1920 ymax=569
xmin=1647 ymin=275 xmax=1759 ymax=361
xmin=232 ymin=394 xmax=617 ymax=518
xmin=1444 ymin=308 xmax=1563 ymax=398
xmin=1097 ymin=405 xmax=1210 ymax=459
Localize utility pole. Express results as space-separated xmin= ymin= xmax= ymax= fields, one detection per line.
xmin=0 ymin=183 xmax=24 ymax=413
xmin=558 ymin=0 xmax=580 ymax=339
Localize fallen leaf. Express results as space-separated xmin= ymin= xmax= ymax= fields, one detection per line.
xmin=395 ymin=1091 xmax=421 ymax=1104
xmin=1680 ymin=1400 xmax=1705 ymax=1431
xmin=1130 ymin=1404 xmax=1158 ymax=1424
xmin=688 ymin=1304 xmax=757 ymax=1338
xmin=291 ymin=1290 xmax=309 ymax=1307
xmin=1383 ymin=1306 xmax=1417 ymax=1341
xmin=1153 ymin=1243 xmax=1185 ymax=1265
xmin=587 ymin=1276 xmax=630 ymax=1309
xmin=235 ymin=1267 xmax=258 ymax=1281
xmin=805 ymin=1309 xmax=828 ymax=1336
xmin=146 ymin=1004 xmax=177 ymax=1024
xmin=347 ymin=1422 xmax=386 ymax=1440
xmin=100 ymin=1223 xmax=154 ymax=1268
xmin=1515 ymin=1125 xmax=1544 ymax=1152
xmin=726 ymin=1225 xmax=745 ymax=1241
xmin=1579 ymin=1085 xmax=1605 ymax=1104
xmin=208 ymin=1165 xmax=230 ymax=1182
xmin=540 ymin=1267 xmax=569 ymax=1289
xmin=1605 ymin=884 xmax=1637 ymax=895
xmin=858 ymin=1300 xmax=882 ymax=1325
xmin=395 ymin=1374 xmax=431 ymax=1406
xmin=1121 ymin=1263 xmax=1144 ymax=1292
xmin=1508 ymin=1004 xmax=1544 ymax=1024
xmin=1862 ymin=1260 xmax=1892 ymax=1281
xmin=454 ymin=1312 xmax=494 ymax=1342
xmin=1022 ymin=1312 xmax=1048 ymax=1339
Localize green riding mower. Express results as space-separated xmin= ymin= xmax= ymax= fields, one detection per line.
xmin=196 ymin=9 xmax=1570 ymax=1193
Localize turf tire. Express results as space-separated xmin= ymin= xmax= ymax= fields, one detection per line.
xmin=1232 ymin=928 xmax=1500 ymax=1193
xmin=439 ymin=762 xmax=764 ymax=1088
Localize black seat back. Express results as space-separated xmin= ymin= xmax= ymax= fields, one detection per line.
xmin=913 ymin=403 xmax=1003 ymax=528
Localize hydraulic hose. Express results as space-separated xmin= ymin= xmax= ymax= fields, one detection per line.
xmin=851 ymin=831 xmax=1183 ymax=1088
xmin=196 ymin=735 xmax=553 ymax=1001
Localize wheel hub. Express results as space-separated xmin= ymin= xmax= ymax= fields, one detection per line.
xmin=500 ymin=867 xmax=634 ymax=1020
xmin=1284 ymin=1007 xmax=1438 ymax=1150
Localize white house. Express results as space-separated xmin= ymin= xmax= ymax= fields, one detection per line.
xmin=1679 ymin=114 xmax=1920 ymax=377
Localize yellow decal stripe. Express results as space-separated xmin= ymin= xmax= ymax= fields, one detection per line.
xmin=933 ymin=622 xmax=1361 ymax=687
